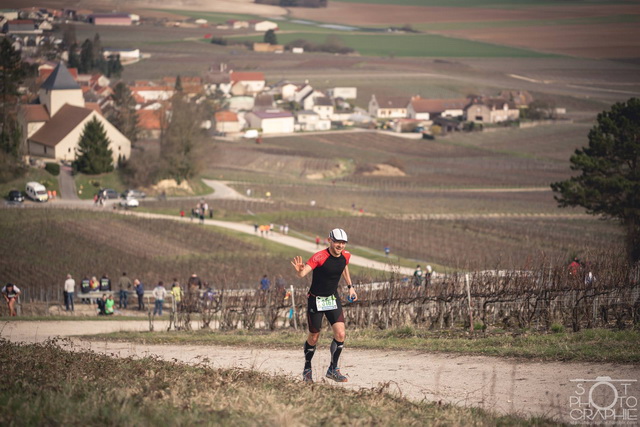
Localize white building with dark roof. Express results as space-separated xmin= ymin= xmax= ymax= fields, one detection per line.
xmin=20 ymin=62 xmax=131 ymax=164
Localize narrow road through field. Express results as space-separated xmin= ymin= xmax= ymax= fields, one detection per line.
xmin=1 ymin=320 xmax=637 ymax=423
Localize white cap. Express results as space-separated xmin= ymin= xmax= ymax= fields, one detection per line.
xmin=329 ymin=228 xmax=348 ymax=242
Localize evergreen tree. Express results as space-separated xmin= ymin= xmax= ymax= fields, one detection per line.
xmin=68 ymin=43 xmax=81 ymax=70
xmin=79 ymin=39 xmax=93 ymax=73
xmin=551 ymin=98 xmax=640 ymax=265
xmin=74 ymin=117 xmax=114 ymax=174
xmin=264 ymin=29 xmax=278 ymax=45
xmin=106 ymin=55 xmax=123 ymax=78
xmin=107 ymin=82 xmax=139 ymax=142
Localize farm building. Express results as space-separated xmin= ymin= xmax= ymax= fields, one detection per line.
xmin=226 ymin=19 xmax=249 ymax=29
xmin=102 ymin=48 xmax=140 ymax=61
xmin=465 ymin=99 xmax=520 ymax=124
xmin=245 ymin=111 xmax=294 ymax=134
xmin=327 ymin=87 xmax=357 ymax=100
xmin=408 ymin=97 xmax=469 ymax=120
xmin=369 ymin=95 xmax=409 ymax=119
xmin=3 ymin=19 xmax=40 ymax=34
xmin=253 ymin=42 xmax=284 ymax=53
xmin=19 ymin=62 xmax=131 ymax=164
xmin=252 ymin=20 xmax=278 ymax=32
xmin=87 ymin=13 xmax=132 ymax=26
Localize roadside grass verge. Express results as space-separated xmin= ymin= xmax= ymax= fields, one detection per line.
xmin=86 ymin=327 xmax=640 ymax=364
xmin=0 ymin=168 xmax=59 ymax=199
xmin=0 ymin=338 xmax=553 ymax=426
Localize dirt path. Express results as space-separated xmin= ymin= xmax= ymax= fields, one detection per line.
xmin=2 ymin=320 xmax=637 ymax=422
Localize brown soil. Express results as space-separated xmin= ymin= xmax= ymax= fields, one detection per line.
xmin=1 ymin=320 xmax=637 ymax=423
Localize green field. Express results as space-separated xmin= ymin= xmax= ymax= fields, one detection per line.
xmin=333 ymin=0 xmax=632 ymax=7
xmin=230 ymin=31 xmax=555 ymax=57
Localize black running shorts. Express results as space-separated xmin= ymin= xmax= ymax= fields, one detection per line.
xmin=307 ymin=294 xmax=344 ymax=333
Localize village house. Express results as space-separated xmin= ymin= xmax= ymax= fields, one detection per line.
xmin=228 ymin=95 xmax=255 ymax=112
xmin=19 ymin=62 xmax=131 ymax=164
xmin=369 ymin=95 xmax=408 ymax=119
xmin=296 ymin=110 xmax=331 ymax=132
xmin=226 ymin=19 xmax=249 ymax=30
xmin=230 ymin=71 xmax=265 ymax=95
xmin=214 ymin=110 xmax=242 ymax=134
xmin=407 ymin=96 xmax=469 ymax=120
xmin=327 ymin=87 xmax=357 ymax=100
xmin=312 ymin=96 xmax=334 ymax=120
xmin=87 ymin=13 xmax=132 ymax=26
xmin=465 ymin=98 xmax=520 ymax=124
xmin=245 ymin=110 xmax=294 ymax=134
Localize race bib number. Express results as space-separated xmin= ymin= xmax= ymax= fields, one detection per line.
xmin=316 ymin=295 xmax=337 ymax=311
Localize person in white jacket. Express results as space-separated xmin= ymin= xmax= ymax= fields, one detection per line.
xmin=152 ymin=281 xmax=167 ymax=316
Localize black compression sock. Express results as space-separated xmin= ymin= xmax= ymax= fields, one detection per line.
xmin=304 ymin=341 xmax=316 ymax=370
xmin=330 ymin=339 xmax=344 ymax=369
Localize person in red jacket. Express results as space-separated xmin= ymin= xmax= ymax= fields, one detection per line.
xmin=291 ymin=228 xmax=358 ymax=384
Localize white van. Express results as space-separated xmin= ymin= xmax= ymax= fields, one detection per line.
xmin=25 ymin=182 xmax=49 ymax=202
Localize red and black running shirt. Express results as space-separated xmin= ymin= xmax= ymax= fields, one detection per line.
xmin=306 ymin=248 xmax=351 ymax=297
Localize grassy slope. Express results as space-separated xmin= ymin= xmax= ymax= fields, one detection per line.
xmin=0 ymin=339 xmax=551 ymax=426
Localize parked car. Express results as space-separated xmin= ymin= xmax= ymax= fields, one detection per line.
xmin=25 ymin=182 xmax=49 ymax=202
xmin=99 ymin=188 xmax=119 ymax=200
xmin=121 ymin=189 xmax=146 ymax=199
xmin=119 ymin=197 xmax=139 ymax=208
xmin=8 ymin=190 xmax=24 ymax=203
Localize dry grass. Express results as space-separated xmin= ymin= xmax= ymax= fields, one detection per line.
xmin=0 ymin=338 xmax=553 ymax=426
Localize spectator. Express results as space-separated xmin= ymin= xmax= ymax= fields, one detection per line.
xmin=275 ymin=275 xmax=287 ymax=300
xmin=384 ymin=246 xmax=390 ymax=257
xmin=89 ymin=276 xmax=99 ymax=304
xmin=425 ymin=265 xmax=433 ymax=287
xmin=180 ymin=209 xmax=185 ymax=218
xmin=188 ymin=273 xmax=202 ymax=291
xmin=2 ymin=283 xmax=21 ymax=316
xmin=99 ymin=274 xmax=111 ymax=292
xmin=568 ymin=257 xmax=581 ymax=278
xmin=80 ymin=276 xmax=91 ymax=304
xmin=413 ymin=265 xmax=423 ymax=287
xmin=97 ymin=294 xmax=107 ymax=315
xmin=64 ymin=274 xmax=75 ymax=312
xmin=315 ymin=235 xmax=321 ymax=248
xmin=202 ymin=285 xmax=216 ymax=308
xmin=284 ymin=223 xmax=289 ymax=235
xmin=105 ymin=295 xmax=115 ymax=315
xmin=152 ymin=281 xmax=167 ymax=316
xmin=118 ymin=272 xmax=132 ymax=309
xmin=260 ymin=274 xmax=271 ymax=291
xmin=171 ymin=279 xmax=182 ymax=311
xmin=134 ymin=279 xmax=145 ymax=311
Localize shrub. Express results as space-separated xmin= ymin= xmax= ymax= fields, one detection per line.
xmin=551 ymin=323 xmax=565 ymax=333
xmin=44 ymin=162 xmax=60 ymax=176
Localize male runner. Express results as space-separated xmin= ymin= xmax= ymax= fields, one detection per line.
xmin=291 ymin=228 xmax=358 ymax=383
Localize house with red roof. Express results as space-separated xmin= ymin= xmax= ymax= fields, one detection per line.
xmin=214 ymin=111 xmax=242 ymax=134
xmin=229 ymin=71 xmax=265 ymax=95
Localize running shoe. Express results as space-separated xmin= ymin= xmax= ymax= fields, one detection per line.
xmin=302 ymin=368 xmax=313 ymax=383
xmin=325 ymin=366 xmax=348 ymax=382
